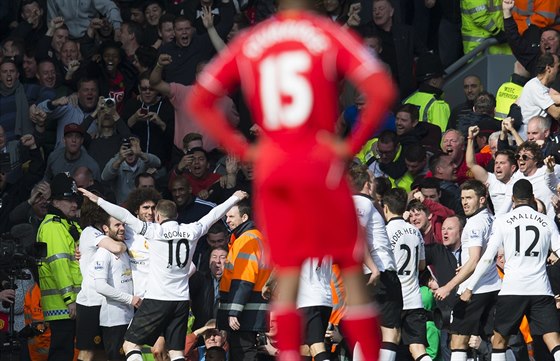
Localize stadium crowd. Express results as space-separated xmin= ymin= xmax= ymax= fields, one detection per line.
xmin=1 ymin=0 xmax=560 ymax=360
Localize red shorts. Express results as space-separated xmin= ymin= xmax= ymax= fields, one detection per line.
xmin=253 ymin=141 xmax=362 ymax=268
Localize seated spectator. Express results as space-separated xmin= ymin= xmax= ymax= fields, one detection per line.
xmin=36 ymin=77 xmax=101 ymax=147
xmin=122 ymin=71 xmax=174 ymax=163
xmin=184 ymin=320 xmax=228 ymax=361
xmin=169 ymin=147 xmax=221 ymax=199
xmin=44 ymin=123 xmax=100 ymax=181
xmin=189 ymin=245 xmax=228 ymax=330
xmin=101 ymin=136 xmax=161 ymax=204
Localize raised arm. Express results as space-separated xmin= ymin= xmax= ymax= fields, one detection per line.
xmin=79 ymin=188 xmax=145 ymax=234
xmin=191 ymin=190 xmax=249 ymax=239
xmin=466 ymin=126 xmax=489 ymax=183
xmin=150 ymin=54 xmax=172 ymax=97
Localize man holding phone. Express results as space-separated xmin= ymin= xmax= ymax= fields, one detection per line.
xmin=121 ymin=72 xmax=174 ymax=162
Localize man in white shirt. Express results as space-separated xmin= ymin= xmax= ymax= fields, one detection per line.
xmin=461 ymin=179 xmax=560 ymax=361
xmin=348 ymin=165 xmax=402 ymax=361
xmin=516 ymin=53 xmax=560 ymax=139
xmin=92 ymin=215 xmax=141 ymax=361
xmin=433 ymin=180 xmax=501 ymax=361
xmin=383 ymin=187 xmax=430 ymax=361
xmin=79 ymin=187 xmax=247 ymax=361
xmin=76 ymin=203 xmax=127 ymax=361
xmin=466 ymin=126 xmax=518 ymax=215
xmin=297 ymin=257 xmax=333 ymax=361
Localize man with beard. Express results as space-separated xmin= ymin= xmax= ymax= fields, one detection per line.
xmin=37 ymin=173 xmax=83 ymax=361
xmin=448 ymin=75 xmax=484 ymax=130
xmin=44 ymin=123 xmax=100 ymax=181
xmin=466 ymin=126 xmax=518 ymax=214
xmin=92 ymin=214 xmax=141 ymax=361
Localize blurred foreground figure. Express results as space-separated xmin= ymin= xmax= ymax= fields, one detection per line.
xmin=188 ymin=1 xmax=397 ymax=360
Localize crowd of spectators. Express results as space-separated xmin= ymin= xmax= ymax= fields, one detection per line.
xmin=2 ymin=0 xmax=560 ymax=360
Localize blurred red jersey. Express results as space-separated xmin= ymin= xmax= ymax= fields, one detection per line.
xmin=189 ymin=10 xmax=396 ymax=267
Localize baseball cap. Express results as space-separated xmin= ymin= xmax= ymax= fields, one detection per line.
xmin=512 ymin=179 xmax=533 ymax=200
xmin=64 ymin=123 xmax=84 ymax=137
xmin=51 ymin=173 xmax=80 ymax=200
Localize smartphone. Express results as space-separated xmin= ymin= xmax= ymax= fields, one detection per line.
xmin=139 ymin=108 xmax=148 ymax=116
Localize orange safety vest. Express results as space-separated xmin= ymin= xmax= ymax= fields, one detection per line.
xmin=24 ymin=283 xmax=51 ymax=361
xmin=512 ymin=0 xmax=560 ymax=35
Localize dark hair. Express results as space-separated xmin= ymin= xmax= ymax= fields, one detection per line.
xmin=428 ymin=152 xmax=448 ymax=174
xmin=418 ymin=177 xmax=440 ymax=192
xmin=134 ymin=172 xmax=156 ymax=187
xmin=80 ymin=192 xmax=110 ymax=228
xmin=159 ymin=13 xmax=176 ymax=29
xmin=403 ymin=143 xmax=426 ymax=163
xmin=174 ymin=15 xmax=191 ymax=27
xmin=208 ymin=222 xmax=228 ymax=235
xmin=348 ymin=164 xmax=371 ymax=192
xmin=474 ymin=91 xmax=496 ymax=116
xmin=494 ymin=149 xmax=517 ymax=168
xmin=383 ymin=187 xmax=408 ymax=215
xmin=374 ymin=176 xmax=392 ymax=197
xmin=460 ymin=179 xmax=487 ymax=199
xmin=236 ymin=199 xmax=252 ymax=220
xmin=407 ymin=199 xmax=430 ymax=214
xmin=233 ymin=13 xmax=250 ymax=30
xmin=517 ymin=141 xmax=544 ymax=165
xmin=535 ymin=53 xmax=557 ymax=75
xmin=396 ymin=103 xmax=420 ymax=122
xmin=206 ymin=346 xmax=226 ymax=361
xmin=123 ymin=21 xmax=144 ymax=42
xmin=126 ymin=188 xmax=162 ymax=214
xmin=210 ymin=244 xmax=229 ymax=254
xmin=138 ymin=71 xmax=150 ymax=83
xmin=135 ymin=46 xmax=157 ymax=69
xmin=378 ymin=130 xmax=398 ymax=145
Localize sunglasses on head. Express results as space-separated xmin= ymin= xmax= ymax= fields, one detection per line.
xmin=515 ymin=154 xmax=534 ymax=161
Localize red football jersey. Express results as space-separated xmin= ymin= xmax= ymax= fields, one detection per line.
xmin=188 ymin=10 xmax=396 ymax=267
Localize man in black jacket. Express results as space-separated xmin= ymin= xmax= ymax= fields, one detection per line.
xmin=189 ymin=245 xmax=228 ymax=331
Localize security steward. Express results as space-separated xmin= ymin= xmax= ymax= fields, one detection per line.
xmin=37 ymin=172 xmax=82 ymax=361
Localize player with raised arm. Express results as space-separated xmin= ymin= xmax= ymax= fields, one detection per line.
xmin=79 ymin=187 xmax=248 ymax=361
xmin=461 ymin=179 xmax=560 ymax=361
xmin=186 ymin=0 xmax=397 ymax=360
